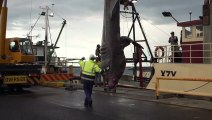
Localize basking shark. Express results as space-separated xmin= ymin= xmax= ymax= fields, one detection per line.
xmin=101 ymin=0 xmax=131 ymax=89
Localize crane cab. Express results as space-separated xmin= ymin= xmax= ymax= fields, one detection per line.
xmin=0 ymin=38 xmax=35 ymax=64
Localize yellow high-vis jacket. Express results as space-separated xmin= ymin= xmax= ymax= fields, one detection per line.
xmin=79 ymin=60 xmax=101 ymax=81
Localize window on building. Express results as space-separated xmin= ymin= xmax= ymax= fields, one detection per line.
xmin=196 ymin=26 xmax=203 ymax=38
xmin=185 ymin=27 xmax=192 ymax=38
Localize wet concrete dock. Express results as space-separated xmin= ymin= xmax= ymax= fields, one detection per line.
xmin=0 ymin=86 xmax=211 ymax=120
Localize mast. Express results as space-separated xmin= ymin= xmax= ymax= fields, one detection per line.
xmin=44 ymin=6 xmax=49 ymax=69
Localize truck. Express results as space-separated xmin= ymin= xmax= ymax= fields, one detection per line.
xmin=0 ymin=0 xmax=42 ymax=92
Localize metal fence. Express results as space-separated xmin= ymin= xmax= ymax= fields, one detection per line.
xmin=154 ymin=42 xmax=212 ymax=63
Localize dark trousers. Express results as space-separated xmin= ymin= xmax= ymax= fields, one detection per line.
xmin=83 ymin=80 xmax=94 ymax=103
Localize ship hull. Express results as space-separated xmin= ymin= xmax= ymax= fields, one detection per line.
xmin=147 ymin=63 xmax=212 ymax=97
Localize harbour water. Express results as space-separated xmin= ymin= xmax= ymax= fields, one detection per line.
xmin=72 ymin=66 xmax=152 ymax=85
xmin=72 ymin=66 xmax=134 ymax=76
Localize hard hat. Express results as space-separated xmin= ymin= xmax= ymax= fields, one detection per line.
xmin=89 ymin=54 xmax=95 ymax=60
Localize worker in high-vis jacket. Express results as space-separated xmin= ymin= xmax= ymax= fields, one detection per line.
xmin=79 ymin=54 xmax=101 ymax=107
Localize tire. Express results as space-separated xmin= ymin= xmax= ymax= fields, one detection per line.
xmin=154 ymin=46 xmax=165 ymax=59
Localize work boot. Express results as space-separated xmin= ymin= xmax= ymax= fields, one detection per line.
xmin=88 ymin=101 xmax=92 ymax=107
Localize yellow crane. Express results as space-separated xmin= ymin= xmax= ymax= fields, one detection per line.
xmin=0 ymin=0 xmax=41 ymax=92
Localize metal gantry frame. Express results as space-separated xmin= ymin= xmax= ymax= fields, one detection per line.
xmin=120 ymin=2 xmax=154 ymax=82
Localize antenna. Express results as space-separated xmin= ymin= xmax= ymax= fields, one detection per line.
xmin=189 ymin=11 xmax=192 ymax=21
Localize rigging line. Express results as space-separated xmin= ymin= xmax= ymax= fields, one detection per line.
xmin=144 ymin=32 xmax=161 ymax=45
xmin=184 ymin=82 xmax=211 ymax=92
xmin=28 ymin=13 xmax=42 ymax=36
xmin=29 ymin=0 xmax=32 ymax=35
xmin=122 ymin=11 xmax=134 ymax=66
xmin=139 ymin=19 xmax=155 ymax=57
xmin=121 ymin=11 xmax=129 ymax=36
xmin=48 ymin=8 xmax=65 ymax=20
xmin=49 ymin=23 xmax=63 ymax=36
xmin=124 ymin=11 xmax=127 ymax=35
xmin=130 ymin=44 xmax=134 ymax=66
xmin=121 ymin=18 xmax=124 ymax=35
xmin=140 ymin=15 xmax=170 ymax=37
xmin=47 ymin=16 xmax=53 ymax=45
xmin=64 ymin=25 xmax=67 ymax=58
xmin=125 ymin=12 xmax=130 ymax=35
xmin=139 ymin=18 xmax=162 ymax=45
xmin=124 ymin=12 xmax=134 ymax=66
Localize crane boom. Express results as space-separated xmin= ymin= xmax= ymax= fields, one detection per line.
xmin=47 ymin=19 xmax=66 ymax=66
xmin=0 ymin=0 xmax=7 ymax=60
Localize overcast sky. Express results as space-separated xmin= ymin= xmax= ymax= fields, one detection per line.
xmin=6 ymin=0 xmax=203 ymax=62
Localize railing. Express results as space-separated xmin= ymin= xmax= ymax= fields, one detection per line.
xmin=154 ymin=42 xmax=212 ymax=63
xmin=155 ymin=77 xmax=212 ymax=99
xmin=35 ymin=57 xmax=78 ymax=67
